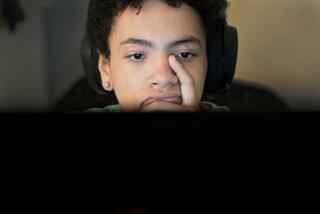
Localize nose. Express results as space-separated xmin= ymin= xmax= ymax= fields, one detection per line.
xmin=147 ymin=55 xmax=179 ymax=89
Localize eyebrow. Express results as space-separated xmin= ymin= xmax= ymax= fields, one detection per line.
xmin=120 ymin=36 xmax=202 ymax=49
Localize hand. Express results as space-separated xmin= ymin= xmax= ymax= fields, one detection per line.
xmin=142 ymin=55 xmax=200 ymax=112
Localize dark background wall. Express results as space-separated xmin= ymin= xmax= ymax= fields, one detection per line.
xmin=43 ymin=0 xmax=89 ymax=109
xmin=0 ymin=0 xmax=89 ymax=111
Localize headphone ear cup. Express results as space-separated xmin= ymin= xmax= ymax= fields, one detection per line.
xmin=204 ymin=25 xmax=238 ymax=94
xmin=204 ymin=28 xmax=225 ymax=94
xmin=81 ymin=35 xmax=109 ymax=95
xmin=223 ymin=26 xmax=238 ymax=91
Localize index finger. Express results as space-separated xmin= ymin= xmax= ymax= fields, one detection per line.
xmin=168 ymin=55 xmax=197 ymax=107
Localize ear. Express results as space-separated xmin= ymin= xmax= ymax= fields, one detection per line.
xmin=98 ymin=54 xmax=114 ymax=91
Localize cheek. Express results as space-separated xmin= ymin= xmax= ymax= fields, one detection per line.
xmin=110 ymin=60 xmax=138 ymax=88
xmin=183 ymin=58 xmax=207 ymax=99
xmin=110 ymin=62 xmax=147 ymax=102
xmin=186 ymin=59 xmax=207 ymax=85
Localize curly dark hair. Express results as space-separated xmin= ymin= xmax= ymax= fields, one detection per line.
xmin=87 ymin=0 xmax=229 ymax=58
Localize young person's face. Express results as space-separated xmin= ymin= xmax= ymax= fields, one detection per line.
xmin=99 ymin=0 xmax=208 ymax=111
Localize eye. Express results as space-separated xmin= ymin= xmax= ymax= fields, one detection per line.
xmin=127 ymin=53 xmax=146 ymax=62
xmin=176 ymin=52 xmax=196 ymax=60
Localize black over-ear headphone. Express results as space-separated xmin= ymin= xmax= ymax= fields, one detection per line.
xmin=81 ymin=25 xmax=238 ymax=95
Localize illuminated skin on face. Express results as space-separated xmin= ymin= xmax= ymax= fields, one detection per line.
xmin=98 ymin=0 xmax=208 ymax=112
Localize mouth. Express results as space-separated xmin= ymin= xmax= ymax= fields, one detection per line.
xmin=142 ymin=94 xmax=182 ymax=108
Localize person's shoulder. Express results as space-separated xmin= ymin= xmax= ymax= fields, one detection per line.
xmin=83 ymin=104 xmax=121 ymax=113
xmin=200 ymin=101 xmax=231 ymax=112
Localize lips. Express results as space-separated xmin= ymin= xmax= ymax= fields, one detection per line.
xmin=142 ymin=94 xmax=182 ymax=107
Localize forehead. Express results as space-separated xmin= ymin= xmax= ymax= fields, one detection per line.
xmin=109 ymin=0 xmax=206 ymax=46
